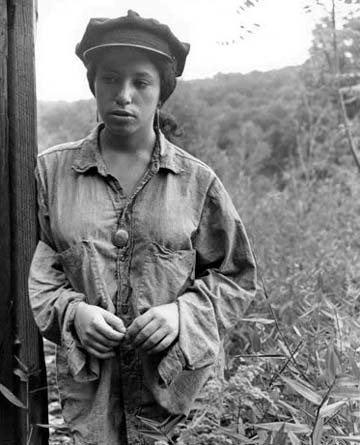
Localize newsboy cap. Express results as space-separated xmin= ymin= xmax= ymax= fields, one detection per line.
xmin=76 ymin=10 xmax=190 ymax=76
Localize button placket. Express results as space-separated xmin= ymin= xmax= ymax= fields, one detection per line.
xmin=114 ymin=203 xmax=135 ymax=320
xmin=112 ymin=164 xmax=158 ymax=316
xmin=91 ymin=135 xmax=163 ymax=442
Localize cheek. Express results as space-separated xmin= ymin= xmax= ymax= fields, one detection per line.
xmin=93 ymin=76 xmax=100 ymax=96
xmin=94 ymin=82 xmax=105 ymax=98
xmin=94 ymin=84 xmax=111 ymax=111
xmin=94 ymin=77 xmax=111 ymax=97
xmin=144 ymin=87 xmax=161 ymax=110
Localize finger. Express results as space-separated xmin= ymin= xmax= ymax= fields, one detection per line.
xmin=82 ymin=338 xmax=115 ymax=354
xmin=102 ymin=311 xmax=126 ymax=334
xmin=94 ymin=317 xmax=125 ymax=342
xmin=87 ymin=330 xmax=123 ymax=348
xmin=131 ymin=320 xmax=160 ymax=347
xmin=147 ymin=336 xmax=174 ymax=354
xmin=86 ymin=346 xmax=116 ymax=360
xmin=138 ymin=328 xmax=167 ymax=352
xmin=147 ymin=335 xmax=175 ymax=354
xmin=127 ymin=310 xmax=154 ymax=337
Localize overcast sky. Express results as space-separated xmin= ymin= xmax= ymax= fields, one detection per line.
xmin=35 ymin=0 xmax=321 ymax=102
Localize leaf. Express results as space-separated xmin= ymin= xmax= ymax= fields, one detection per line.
xmin=137 ymin=415 xmax=177 ymax=444
xmin=137 ymin=430 xmax=167 ymax=442
xmin=206 ymin=417 xmax=259 ymax=443
xmin=214 ymin=425 xmax=260 ymax=443
xmin=331 ymin=376 xmax=360 ymax=400
xmin=277 ymin=400 xmax=304 ymax=419
xmin=263 ymin=432 xmax=272 ymax=445
xmin=319 ymin=400 xmax=346 ymax=418
xmin=0 ymin=383 xmax=27 ymax=409
xmin=14 ymin=355 xmax=29 ymax=374
xmin=281 ymin=376 xmax=322 ymax=405
xmin=161 ymin=414 xmax=186 ymax=435
xmin=233 ymin=354 xmax=286 ymax=359
xmin=273 ymin=423 xmax=287 ymax=444
xmin=326 ymin=346 xmax=342 ymax=381
xmin=254 ymin=422 xmax=311 ymax=433
xmin=250 ymin=328 xmax=261 ymax=353
xmin=137 ymin=416 xmax=162 ymax=429
xmin=37 ymin=423 xmax=70 ymax=431
xmin=13 ymin=368 xmax=29 ymax=383
xmin=350 ymin=357 xmax=360 ymax=379
xmin=240 ymin=318 xmax=275 ymax=324
xmin=288 ymin=431 xmax=301 ymax=445
xmin=329 ymin=436 xmax=360 ymax=442
xmin=312 ymin=417 xmax=324 ymax=445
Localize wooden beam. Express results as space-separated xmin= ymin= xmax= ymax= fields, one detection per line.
xmin=0 ymin=0 xmax=15 ymax=440
xmin=7 ymin=0 xmax=48 ymax=443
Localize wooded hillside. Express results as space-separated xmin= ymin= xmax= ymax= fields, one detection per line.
xmin=39 ymin=13 xmax=360 ymax=445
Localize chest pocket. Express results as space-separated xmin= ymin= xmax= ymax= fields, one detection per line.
xmin=135 ymin=242 xmax=195 ymax=314
xmin=57 ymin=240 xmax=114 ymax=312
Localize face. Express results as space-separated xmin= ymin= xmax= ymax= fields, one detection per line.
xmin=93 ymin=47 xmax=161 ymax=139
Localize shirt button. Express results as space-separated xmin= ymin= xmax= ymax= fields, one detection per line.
xmin=112 ymin=228 xmax=129 ymax=248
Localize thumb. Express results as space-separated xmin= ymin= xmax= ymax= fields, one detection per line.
xmin=101 ymin=310 xmax=126 ymax=333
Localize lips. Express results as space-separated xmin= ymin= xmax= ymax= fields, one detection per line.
xmin=109 ymin=110 xmax=135 ymax=118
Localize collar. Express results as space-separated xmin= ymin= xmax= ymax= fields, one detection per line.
xmin=71 ymin=124 xmax=108 ymax=176
xmin=158 ymin=132 xmax=183 ymax=175
xmin=72 ymin=124 xmax=182 ymax=176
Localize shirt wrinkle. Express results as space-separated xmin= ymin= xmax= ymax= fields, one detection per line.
xmin=29 ymin=125 xmax=257 ymax=445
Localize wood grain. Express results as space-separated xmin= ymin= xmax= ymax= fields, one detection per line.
xmin=5 ymin=0 xmax=48 ymax=443
xmin=0 ymin=0 xmax=16 ymax=442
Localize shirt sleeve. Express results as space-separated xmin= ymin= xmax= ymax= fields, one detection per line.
xmin=158 ymin=176 xmax=257 ymax=386
xmin=28 ymin=163 xmax=99 ymax=382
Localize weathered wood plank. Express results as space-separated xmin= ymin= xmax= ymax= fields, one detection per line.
xmin=0 ymin=0 xmax=16 ymax=443
xmin=7 ymin=0 xmax=48 ymax=443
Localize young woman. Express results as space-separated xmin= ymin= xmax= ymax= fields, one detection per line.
xmin=29 ymin=10 xmax=257 ymax=445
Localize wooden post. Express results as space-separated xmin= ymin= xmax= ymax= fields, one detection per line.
xmin=0 ymin=0 xmax=48 ymax=444
xmin=0 ymin=1 xmax=16 ymax=443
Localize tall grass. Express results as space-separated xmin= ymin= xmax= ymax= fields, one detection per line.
xmin=175 ymin=166 xmax=360 ymax=444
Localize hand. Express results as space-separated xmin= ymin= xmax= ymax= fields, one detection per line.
xmin=127 ymin=303 xmax=179 ymax=354
xmin=74 ymin=302 xmax=126 ymax=359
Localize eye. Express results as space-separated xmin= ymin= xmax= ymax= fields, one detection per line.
xmin=101 ymin=75 xmax=117 ymax=84
xmin=134 ymin=79 xmax=150 ymax=89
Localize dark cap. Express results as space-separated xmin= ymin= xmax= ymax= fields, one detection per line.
xmin=76 ymin=10 xmax=190 ymax=76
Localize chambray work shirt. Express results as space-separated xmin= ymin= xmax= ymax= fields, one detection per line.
xmin=29 ymin=125 xmax=257 ymax=445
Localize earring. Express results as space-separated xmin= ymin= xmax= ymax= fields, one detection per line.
xmin=155 ymin=107 xmax=160 ymax=131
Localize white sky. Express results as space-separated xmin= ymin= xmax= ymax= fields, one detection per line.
xmin=35 ymin=0 xmax=320 ymax=102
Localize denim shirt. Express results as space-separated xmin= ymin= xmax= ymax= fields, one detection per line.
xmin=28 ymin=124 xmax=257 ymax=445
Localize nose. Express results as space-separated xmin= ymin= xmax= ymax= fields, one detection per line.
xmin=114 ymin=81 xmax=132 ymax=106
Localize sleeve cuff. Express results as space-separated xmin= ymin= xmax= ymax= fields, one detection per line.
xmin=158 ymin=342 xmax=187 ymax=387
xmin=62 ymin=300 xmax=100 ymax=382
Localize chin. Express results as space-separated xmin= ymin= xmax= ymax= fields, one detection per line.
xmin=105 ymin=122 xmax=137 ymax=137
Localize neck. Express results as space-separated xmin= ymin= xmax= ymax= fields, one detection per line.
xmin=100 ymin=125 xmax=156 ymax=156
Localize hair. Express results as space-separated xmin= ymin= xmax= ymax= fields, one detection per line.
xmin=86 ymin=49 xmax=181 ymax=140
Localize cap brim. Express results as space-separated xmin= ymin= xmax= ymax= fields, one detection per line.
xmin=83 ymin=43 xmax=174 ymax=64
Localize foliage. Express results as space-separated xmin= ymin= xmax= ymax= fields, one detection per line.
xmin=36 ymin=7 xmax=360 ymax=445
xmin=173 ymin=168 xmax=360 ymax=445
xmin=37 ymin=100 xmax=97 ymax=152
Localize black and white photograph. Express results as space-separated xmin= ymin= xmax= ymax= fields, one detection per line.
xmin=0 ymin=1 xmax=360 ymax=444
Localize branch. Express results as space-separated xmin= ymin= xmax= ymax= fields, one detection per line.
xmin=338 ymin=90 xmax=360 ymax=171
